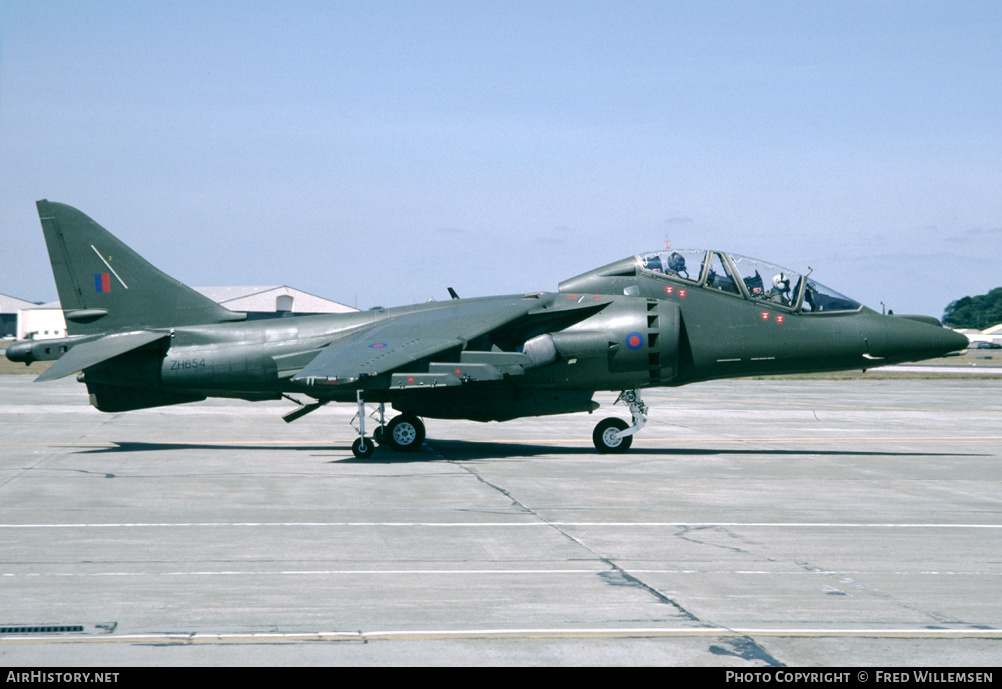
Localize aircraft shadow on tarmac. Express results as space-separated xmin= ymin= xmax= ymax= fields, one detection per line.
xmin=382 ymin=440 xmax=986 ymax=463
xmin=74 ymin=440 xmax=986 ymax=464
xmin=77 ymin=442 xmax=342 ymax=454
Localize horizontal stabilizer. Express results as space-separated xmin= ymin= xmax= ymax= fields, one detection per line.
xmin=36 ymin=331 xmax=168 ymax=382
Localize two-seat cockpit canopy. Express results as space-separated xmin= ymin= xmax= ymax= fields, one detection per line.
xmin=637 ymin=250 xmax=862 ymax=313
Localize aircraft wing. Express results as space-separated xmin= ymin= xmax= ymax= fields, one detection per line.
xmin=36 ymin=330 xmax=169 ymax=382
xmin=292 ymin=296 xmax=557 ymax=386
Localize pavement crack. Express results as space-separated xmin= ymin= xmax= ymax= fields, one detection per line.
xmin=448 ymin=458 xmax=704 ymax=622
xmin=675 ymin=524 xmax=756 ymax=555
xmin=449 ymin=462 xmax=534 ymax=515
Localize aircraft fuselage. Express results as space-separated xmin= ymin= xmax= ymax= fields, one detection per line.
xmin=8 ymin=201 xmax=969 ymax=452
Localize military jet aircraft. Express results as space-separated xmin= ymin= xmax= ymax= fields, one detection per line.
xmin=7 ymin=201 xmax=968 ymax=457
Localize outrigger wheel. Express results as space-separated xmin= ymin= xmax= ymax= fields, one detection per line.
xmin=385 ymin=414 xmax=426 ymax=452
xmin=350 ymin=390 xmax=378 ymax=459
xmin=351 ymin=436 xmax=375 ymax=459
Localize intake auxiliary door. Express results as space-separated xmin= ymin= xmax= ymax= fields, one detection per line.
xmin=649 ymin=299 xmax=680 ymax=383
xmin=603 ymin=298 xmax=680 ymax=382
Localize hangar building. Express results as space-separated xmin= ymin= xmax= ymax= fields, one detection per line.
xmin=0 ymin=293 xmax=39 ymax=339
xmin=11 ymin=285 xmax=356 ymax=340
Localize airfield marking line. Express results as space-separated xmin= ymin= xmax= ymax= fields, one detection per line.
xmin=438 ymin=436 xmax=1002 ymax=444
xmin=634 ymin=436 xmax=1002 ymax=443
xmin=0 ymin=568 xmax=607 ymax=578
xmin=0 ymin=440 xmax=343 ymax=447
xmin=421 ymin=435 xmax=994 ymax=445
xmin=1 ymin=521 xmax=999 ymax=529
xmin=2 ymin=568 xmax=998 ymax=579
xmin=2 ymin=627 xmax=1002 ymax=645
xmin=646 ymin=394 xmax=1002 ymax=414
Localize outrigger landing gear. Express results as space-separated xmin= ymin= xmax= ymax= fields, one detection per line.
xmin=350 ymin=390 xmax=375 ymax=459
xmin=592 ymin=390 xmax=648 ymax=454
xmin=350 ymin=393 xmax=427 ymax=458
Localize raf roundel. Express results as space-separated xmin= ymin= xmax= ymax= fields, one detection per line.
xmin=368 ymin=342 xmax=388 ymax=349
xmin=625 ymin=332 xmax=644 ymax=350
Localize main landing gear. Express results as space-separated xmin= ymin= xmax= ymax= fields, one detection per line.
xmin=592 ymin=390 xmax=648 ymax=454
xmin=351 ymin=392 xmax=426 ymax=458
xmin=349 ymin=389 xmax=647 ymax=458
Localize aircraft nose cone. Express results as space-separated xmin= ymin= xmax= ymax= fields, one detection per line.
xmin=868 ymin=315 xmax=969 ymax=362
xmin=944 ymin=327 xmax=971 ymax=353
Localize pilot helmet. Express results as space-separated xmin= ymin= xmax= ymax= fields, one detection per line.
xmin=641 ymin=254 xmax=663 ymax=273
xmin=773 ymin=273 xmax=790 ymax=292
xmin=667 ymin=252 xmax=686 ymax=274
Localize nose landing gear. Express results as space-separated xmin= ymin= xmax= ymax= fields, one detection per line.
xmin=592 ymin=390 xmax=648 ymax=454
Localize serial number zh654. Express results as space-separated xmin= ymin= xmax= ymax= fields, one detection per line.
xmin=169 ymin=358 xmax=207 ymax=370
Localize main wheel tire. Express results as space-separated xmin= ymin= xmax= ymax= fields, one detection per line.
xmin=386 ymin=414 xmax=426 ymax=452
xmin=373 ymin=426 xmax=386 ymax=445
xmin=352 ymin=437 xmax=375 ymax=459
xmin=593 ymin=417 xmax=632 ymax=454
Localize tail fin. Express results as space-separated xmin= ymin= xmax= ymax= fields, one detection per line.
xmin=36 ymin=200 xmax=246 ymax=335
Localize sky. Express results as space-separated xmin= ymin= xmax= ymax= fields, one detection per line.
xmin=1 ymin=1 xmax=1000 ymax=317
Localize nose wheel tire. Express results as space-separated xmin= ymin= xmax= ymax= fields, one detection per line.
xmin=351 ymin=437 xmax=375 ymax=459
xmin=386 ymin=414 xmax=426 ymax=452
xmin=593 ymin=417 xmax=632 ymax=454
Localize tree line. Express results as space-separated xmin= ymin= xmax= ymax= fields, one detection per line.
xmin=943 ymin=287 xmax=1002 ymax=329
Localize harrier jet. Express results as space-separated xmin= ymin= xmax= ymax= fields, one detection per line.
xmin=7 ymin=201 xmax=968 ymax=457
